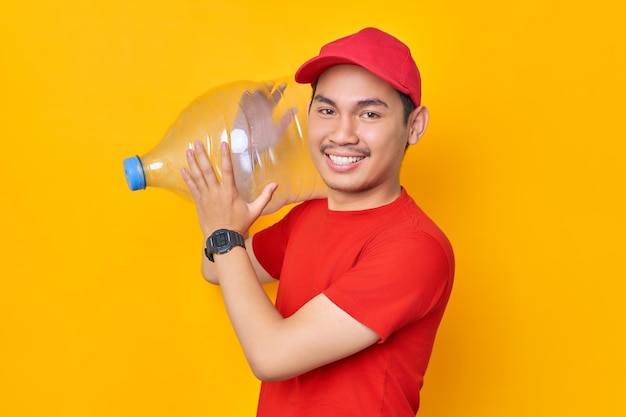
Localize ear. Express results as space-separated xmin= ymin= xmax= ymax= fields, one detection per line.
xmin=407 ymin=106 xmax=429 ymax=146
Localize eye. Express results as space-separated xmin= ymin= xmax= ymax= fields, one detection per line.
xmin=317 ymin=108 xmax=335 ymax=116
xmin=361 ymin=111 xmax=380 ymax=119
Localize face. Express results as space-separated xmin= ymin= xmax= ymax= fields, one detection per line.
xmin=307 ymin=64 xmax=414 ymax=209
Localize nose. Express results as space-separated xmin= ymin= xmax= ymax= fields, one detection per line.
xmin=328 ymin=115 xmax=359 ymax=145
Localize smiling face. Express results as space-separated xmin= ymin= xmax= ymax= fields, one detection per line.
xmin=307 ymin=64 xmax=423 ymax=210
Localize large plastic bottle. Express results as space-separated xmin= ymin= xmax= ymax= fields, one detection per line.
xmin=123 ymin=76 xmax=327 ymax=215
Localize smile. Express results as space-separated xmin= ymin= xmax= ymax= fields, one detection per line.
xmin=327 ymin=155 xmax=366 ymax=165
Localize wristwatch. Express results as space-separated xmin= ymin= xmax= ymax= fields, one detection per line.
xmin=204 ymin=229 xmax=246 ymax=262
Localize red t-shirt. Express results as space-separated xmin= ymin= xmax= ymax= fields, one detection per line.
xmin=253 ymin=189 xmax=454 ymax=417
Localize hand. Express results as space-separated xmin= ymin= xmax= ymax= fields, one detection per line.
xmin=233 ymin=82 xmax=297 ymax=152
xmin=181 ymin=140 xmax=278 ymax=237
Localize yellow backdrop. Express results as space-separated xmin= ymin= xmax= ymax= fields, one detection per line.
xmin=1 ymin=1 xmax=624 ymax=416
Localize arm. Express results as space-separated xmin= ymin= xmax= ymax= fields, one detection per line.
xmin=182 ymin=141 xmax=379 ymax=381
xmin=214 ymin=246 xmax=379 ymax=381
xmin=201 ymin=82 xmax=295 ymax=286
xmin=200 ymin=235 xmax=277 ymax=285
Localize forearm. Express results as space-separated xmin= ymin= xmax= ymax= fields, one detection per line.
xmin=213 ymin=247 xmax=286 ymax=380
xmin=201 ymin=236 xmax=263 ymax=285
xmin=213 ymin=248 xmax=376 ymax=381
xmin=201 ymin=255 xmax=219 ymax=285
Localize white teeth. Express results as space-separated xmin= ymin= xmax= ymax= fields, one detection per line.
xmin=328 ymin=155 xmax=365 ymax=165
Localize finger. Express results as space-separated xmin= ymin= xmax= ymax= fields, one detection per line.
xmin=248 ymin=183 xmax=278 ymax=217
xmin=219 ymin=141 xmax=237 ymax=189
xmin=184 ymin=147 xmax=208 ymax=191
xmin=193 ymin=141 xmax=219 ymax=187
xmin=263 ymin=81 xmax=276 ymax=93
xmin=271 ymin=82 xmax=287 ymax=103
xmin=180 ymin=166 xmax=202 ymax=200
xmin=276 ymin=107 xmax=297 ymax=136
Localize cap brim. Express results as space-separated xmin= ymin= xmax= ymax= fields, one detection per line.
xmin=295 ymin=56 xmax=362 ymax=84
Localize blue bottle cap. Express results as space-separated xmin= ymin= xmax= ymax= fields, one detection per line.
xmin=123 ymin=156 xmax=146 ymax=191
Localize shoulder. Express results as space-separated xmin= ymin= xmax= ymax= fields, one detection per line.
xmin=288 ymin=198 xmax=327 ymax=216
xmin=281 ymin=198 xmax=328 ymax=228
xmin=398 ymin=190 xmax=454 ymax=258
xmin=256 ymin=198 xmax=327 ymax=240
xmin=356 ymin=192 xmax=454 ymax=276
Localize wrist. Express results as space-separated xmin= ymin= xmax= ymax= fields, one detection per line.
xmin=204 ymin=229 xmax=246 ymax=262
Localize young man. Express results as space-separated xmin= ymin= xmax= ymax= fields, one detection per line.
xmin=181 ymin=27 xmax=454 ymax=417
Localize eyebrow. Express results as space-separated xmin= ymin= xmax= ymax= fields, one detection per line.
xmin=313 ymin=94 xmax=389 ymax=109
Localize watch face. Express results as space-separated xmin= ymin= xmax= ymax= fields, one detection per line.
xmin=206 ymin=229 xmax=245 ymax=261
xmin=214 ymin=231 xmax=228 ymax=247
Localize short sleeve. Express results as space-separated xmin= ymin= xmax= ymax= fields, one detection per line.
xmin=252 ymin=200 xmax=316 ymax=279
xmin=323 ymin=232 xmax=452 ymax=342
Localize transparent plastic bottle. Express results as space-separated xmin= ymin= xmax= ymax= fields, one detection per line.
xmin=123 ymin=76 xmax=327 ymax=215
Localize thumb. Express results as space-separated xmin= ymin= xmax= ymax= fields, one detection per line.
xmin=249 ymin=183 xmax=279 ymax=216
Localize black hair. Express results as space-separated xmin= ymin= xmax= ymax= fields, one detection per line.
xmin=398 ymin=91 xmax=416 ymax=126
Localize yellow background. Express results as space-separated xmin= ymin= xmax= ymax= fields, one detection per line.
xmin=1 ymin=1 xmax=624 ymax=416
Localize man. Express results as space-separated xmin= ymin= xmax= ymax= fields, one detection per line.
xmin=181 ymin=27 xmax=454 ymax=417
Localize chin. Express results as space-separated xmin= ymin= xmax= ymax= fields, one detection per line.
xmin=323 ymin=179 xmax=369 ymax=194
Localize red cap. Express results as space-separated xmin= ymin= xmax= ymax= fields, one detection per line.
xmin=295 ymin=27 xmax=421 ymax=106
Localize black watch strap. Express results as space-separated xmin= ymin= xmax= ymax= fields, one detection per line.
xmin=204 ymin=229 xmax=246 ymax=262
